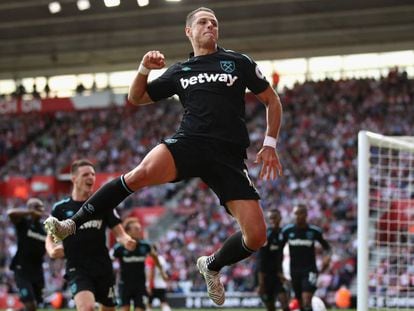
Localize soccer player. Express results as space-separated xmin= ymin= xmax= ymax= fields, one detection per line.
xmin=45 ymin=159 xmax=136 ymax=311
xmin=281 ymin=204 xmax=331 ymax=311
xmin=257 ymin=209 xmax=289 ymax=311
xmin=146 ymin=244 xmax=171 ymax=311
xmin=112 ymin=217 xmax=165 ymax=311
xmin=7 ymin=197 xmax=46 ymax=311
xmin=44 ymin=6 xmax=283 ymax=305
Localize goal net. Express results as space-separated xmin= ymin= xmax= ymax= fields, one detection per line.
xmin=358 ymin=131 xmax=414 ymax=310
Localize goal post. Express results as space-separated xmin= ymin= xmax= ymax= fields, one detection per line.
xmin=358 ymin=131 xmax=414 ymax=310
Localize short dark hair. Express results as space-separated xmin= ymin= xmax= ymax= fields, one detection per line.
xmin=123 ymin=217 xmax=140 ymax=232
xmin=268 ymin=209 xmax=281 ymax=217
xmin=71 ymin=159 xmax=94 ymax=175
xmin=186 ymin=7 xmax=216 ymax=26
xmin=294 ymin=203 xmax=308 ymax=214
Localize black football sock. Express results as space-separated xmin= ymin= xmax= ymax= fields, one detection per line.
xmin=71 ymin=175 xmax=134 ymax=227
xmin=206 ymin=231 xmax=255 ymax=272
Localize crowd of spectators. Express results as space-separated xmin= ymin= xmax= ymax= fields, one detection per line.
xmin=153 ymin=68 xmax=413 ymax=305
xmin=1 ymin=68 xmax=413 ymax=307
xmin=0 ymin=113 xmax=53 ymax=167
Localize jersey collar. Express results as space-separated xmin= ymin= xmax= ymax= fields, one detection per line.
xmin=188 ymin=46 xmax=222 ymax=60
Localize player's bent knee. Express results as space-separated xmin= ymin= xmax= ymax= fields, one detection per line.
xmin=245 ymin=227 xmax=266 ymax=250
xmin=77 ymin=303 xmax=95 ymax=311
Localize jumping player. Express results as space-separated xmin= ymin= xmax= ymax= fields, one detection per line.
xmin=44 ymin=7 xmax=283 ymax=305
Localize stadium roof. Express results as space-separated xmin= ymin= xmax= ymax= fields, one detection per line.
xmin=1 ymin=0 xmax=414 ymax=79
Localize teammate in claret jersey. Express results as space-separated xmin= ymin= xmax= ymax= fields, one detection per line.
xmin=45 ymin=159 xmax=136 ymax=311
xmin=44 ymin=7 xmax=284 ymax=306
xmin=281 ymin=204 xmax=331 ymax=311
xmin=8 ymin=198 xmax=47 ymax=311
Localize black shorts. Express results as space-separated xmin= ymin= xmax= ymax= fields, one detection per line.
xmin=14 ymin=271 xmax=44 ymax=304
xmin=261 ymin=272 xmax=285 ymax=302
xmin=148 ymin=288 xmax=167 ymax=304
xmin=163 ymin=136 xmax=260 ymax=210
xmin=65 ymin=268 xmax=116 ymax=307
xmin=291 ymin=270 xmax=318 ymax=298
xmin=118 ymin=282 xmax=147 ymax=308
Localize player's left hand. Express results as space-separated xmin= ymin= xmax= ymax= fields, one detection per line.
xmin=255 ymin=146 xmax=283 ymax=180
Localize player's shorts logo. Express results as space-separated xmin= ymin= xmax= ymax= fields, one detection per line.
xmin=220 ymin=60 xmax=235 ymax=73
xmin=164 ymin=138 xmax=177 ymax=144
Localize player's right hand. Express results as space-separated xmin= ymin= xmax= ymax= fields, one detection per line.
xmin=142 ymin=51 xmax=166 ymax=70
xmin=255 ymin=147 xmax=283 ymax=180
xmin=119 ymin=234 xmax=137 ymax=251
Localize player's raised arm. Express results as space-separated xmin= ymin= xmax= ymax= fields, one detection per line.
xmin=255 ymin=85 xmax=283 ymax=180
xmin=128 ymin=50 xmax=166 ymax=106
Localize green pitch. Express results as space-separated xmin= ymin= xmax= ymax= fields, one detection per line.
xmin=39 ymin=309 xmax=358 ymax=311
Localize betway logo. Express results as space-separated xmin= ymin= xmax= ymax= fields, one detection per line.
xmin=289 ymin=239 xmax=313 ymax=247
xmin=270 ymin=245 xmax=279 ymax=251
xmin=79 ymin=220 xmax=103 ymax=230
xmin=123 ymin=256 xmax=146 ymax=263
xmin=27 ymin=229 xmax=46 ymax=242
xmin=180 ymin=73 xmax=238 ymax=89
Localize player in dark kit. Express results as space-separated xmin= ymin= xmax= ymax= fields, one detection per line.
xmin=7 ymin=197 xmax=46 ymax=311
xmin=281 ymin=204 xmax=331 ymax=311
xmin=44 ymin=7 xmax=283 ymax=306
xmin=45 ymin=159 xmax=136 ymax=311
xmin=112 ymin=217 xmax=165 ymax=311
xmin=257 ymin=209 xmax=289 ymax=311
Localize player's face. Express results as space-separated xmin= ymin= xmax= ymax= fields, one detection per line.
xmin=186 ymin=11 xmax=218 ymax=48
xmin=294 ymin=206 xmax=307 ymax=225
xmin=128 ymin=222 xmax=144 ymax=240
xmin=268 ymin=212 xmax=281 ymax=228
xmin=72 ymin=165 xmax=96 ymax=194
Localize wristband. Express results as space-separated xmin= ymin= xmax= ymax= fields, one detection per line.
xmin=138 ymin=63 xmax=151 ymax=75
xmin=263 ymin=135 xmax=277 ymax=148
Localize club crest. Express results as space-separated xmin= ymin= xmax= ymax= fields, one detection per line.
xmin=220 ymin=60 xmax=235 ymax=73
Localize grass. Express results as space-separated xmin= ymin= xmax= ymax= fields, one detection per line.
xmin=39 ymin=308 xmax=355 ymax=311
xmin=38 ymin=308 xmax=414 ymax=311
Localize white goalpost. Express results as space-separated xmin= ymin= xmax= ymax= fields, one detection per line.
xmin=358 ymin=131 xmax=414 ymax=310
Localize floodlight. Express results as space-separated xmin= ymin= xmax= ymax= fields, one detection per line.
xmin=104 ymin=0 xmax=120 ymax=7
xmin=48 ymin=1 xmax=62 ymax=14
xmin=77 ymin=0 xmax=91 ymax=10
xmin=137 ymin=0 xmax=149 ymax=7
